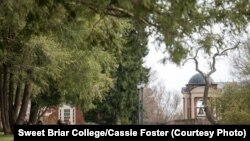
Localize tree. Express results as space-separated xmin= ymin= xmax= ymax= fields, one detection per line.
xmin=182 ymin=32 xmax=241 ymax=124
xmin=232 ymin=39 xmax=250 ymax=79
xmin=0 ymin=0 xmax=121 ymax=133
xmin=0 ymin=0 xmax=78 ymax=133
xmin=25 ymin=4 xmax=131 ymax=125
xmin=213 ymin=39 xmax=250 ymax=124
xmin=84 ymin=0 xmax=250 ymax=124
xmin=177 ymin=0 xmax=249 ymax=124
xmin=84 ymin=0 xmax=250 ymax=63
xmin=84 ymin=1 xmax=249 ymax=125
xmin=143 ymin=86 xmax=182 ymax=124
xmin=28 ymin=79 xmax=63 ymax=124
xmin=85 ymin=1 xmax=249 ymax=125
xmin=84 ymin=29 xmax=149 ymax=124
xmin=217 ymin=83 xmax=250 ymax=124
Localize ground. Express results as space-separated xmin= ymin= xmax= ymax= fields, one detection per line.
xmin=0 ymin=132 xmax=13 ymax=141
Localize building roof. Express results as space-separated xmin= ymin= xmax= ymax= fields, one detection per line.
xmin=188 ymin=73 xmax=214 ymax=85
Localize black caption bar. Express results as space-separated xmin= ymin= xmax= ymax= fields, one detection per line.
xmin=14 ymin=125 xmax=250 ymax=140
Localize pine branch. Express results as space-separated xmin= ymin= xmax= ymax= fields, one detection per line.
xmin=84 ymin=1 xmax=158 ymax=27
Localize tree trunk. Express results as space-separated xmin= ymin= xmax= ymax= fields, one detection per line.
xmin=16 ymin=82 xmax=32 ymax=125
xmin=29 ymin=101 xmax=40 ymax=124
xmin=0 ymin=110 xmax=2 ymax=129
xmin=8 ymin=73 xmax=15 ymax=132
xmin=0 ymin=69 xmax=7 ymax=133
xmin=203 ymin=78 xmax=218 ymax=125
xmin=37 ymin=106 xmax=48 ymax=122
xmin=13 ymin=83 xmax=22 ymax=122
xmin=2 ymin=65 xmax=11 ymax=134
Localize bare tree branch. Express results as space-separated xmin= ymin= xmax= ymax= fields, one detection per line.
xmin=183 ymin=40 xmax=241 ymax=125
xmin=219 ymin=42 xmax=240 ymax=56
xmin=38 ymin=106 xmax=48 ymax=121
xmin=143 ymin=86 xmax=181 ymax=124
xmin=207 ymin=41 xmax=240 ymax=76
xmin=182 ymin=47 xmax=202 ymax=66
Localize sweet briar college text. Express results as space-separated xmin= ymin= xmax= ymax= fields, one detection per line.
xmin=14 ymin=125 xmax=248 ymax=140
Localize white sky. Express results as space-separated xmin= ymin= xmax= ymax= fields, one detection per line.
xmin=143 ymin=22 xmax=250 ymax=94
xmin=144 ymin=39 xmax=235 ymax=93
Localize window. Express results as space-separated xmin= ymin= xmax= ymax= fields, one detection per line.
xmin=64 ymin=109 xmax=70 ymax=120
xmin=196 ymin=99 xmax=206 ymax=117
xmin=58 ymin=105 xmax=76 ymax=124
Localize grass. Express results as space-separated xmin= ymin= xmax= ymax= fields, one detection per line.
xmin=0 ymin=132 xmax=13 ymax=141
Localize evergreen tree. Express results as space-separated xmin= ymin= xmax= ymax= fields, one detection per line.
xmin=85 ymin=29 xmax=149 ymax=124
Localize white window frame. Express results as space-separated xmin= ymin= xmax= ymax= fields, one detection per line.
xmin=58 ymin=104 xmax=76 ymax=124
xmin=196 ymin=99 xmax=206 ymax=117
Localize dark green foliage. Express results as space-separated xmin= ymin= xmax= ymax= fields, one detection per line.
xmin=85 ymin=30 xmax=149 ymax=124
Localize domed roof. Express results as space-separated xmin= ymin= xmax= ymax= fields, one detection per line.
xmin=188 ymin=73 xmax=214 ymax=85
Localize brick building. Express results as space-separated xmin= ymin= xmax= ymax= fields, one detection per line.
xmin=42 ymin=104 xmax=85 ymax=125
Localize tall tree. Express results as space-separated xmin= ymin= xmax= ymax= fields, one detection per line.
xmin=85 ymin=0 xmax=250 ymax=124
xmin=1 ymin=0 xmax=250 ymax=133
xmin=0 ymin=0 xmax=77 ymax=133
xmin=213 ymin=39 xmax=250 ymax=124
xmin=85 ymin=29 xmax=149 ymax=124
xmin=182 ymin=36 xmax=240 ymax=124
xmin=0 ymin=0 xmax=118 ymax=133
xmin=178 ymin=1 xmax=249 ymax=124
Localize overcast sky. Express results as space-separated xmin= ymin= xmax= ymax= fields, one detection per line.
xmin=144 ymin=38 xmax=235 ymax=93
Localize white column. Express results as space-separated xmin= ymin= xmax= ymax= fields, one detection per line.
xmin=183 ymin=95 xmax=189 ymax=119
xmin=191 ymin=95 xmax=195 ymax=119
xmin=183 ymin=97 xmax=186 ymax=119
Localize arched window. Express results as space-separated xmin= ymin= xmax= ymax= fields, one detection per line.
xmin=196 ymin=99 xmax=206 ymax=117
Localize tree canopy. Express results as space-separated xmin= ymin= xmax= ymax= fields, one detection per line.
xmin=85 ymin=29 xmax=149 ymax=124
xmin=1 ymin=0 xmax=250 ymax=133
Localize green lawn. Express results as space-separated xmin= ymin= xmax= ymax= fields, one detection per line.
xmin=0 ymin=133 xmax=13 ymax=141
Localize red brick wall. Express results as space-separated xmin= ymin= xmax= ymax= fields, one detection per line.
xmin=75 ymin=106 xmax=85 ymax=124
xmin=43 ymin=107 xmax=59 ymax=124
xmin=43 ymin=106 xmax=85 ymax=125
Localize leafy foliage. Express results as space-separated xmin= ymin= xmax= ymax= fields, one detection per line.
xmin=216 ymin=39 xmax=250 ymax=124
xmin=217 ymin=84 xmax=250 ymax=124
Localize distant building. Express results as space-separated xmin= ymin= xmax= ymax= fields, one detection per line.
xmin=181 ymin=73 xmax=220 ymax=123
xmin=42 ymin=104 xmax=85 ymax=124
xmin=17 ymin=102 xmax=85 ymax=125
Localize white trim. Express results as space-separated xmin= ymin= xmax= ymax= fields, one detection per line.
xmin=58 ymin=104 xmax=76 ymax=124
